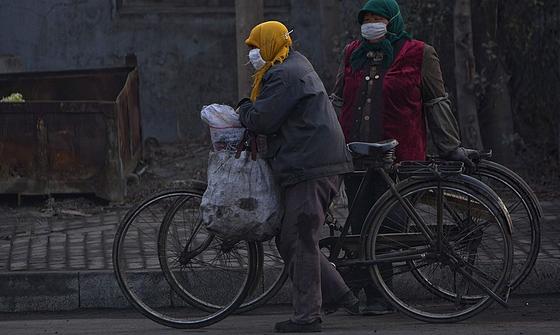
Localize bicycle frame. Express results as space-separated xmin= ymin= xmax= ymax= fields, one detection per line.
xmin=328 ymin=166 xmax=438 ymax=268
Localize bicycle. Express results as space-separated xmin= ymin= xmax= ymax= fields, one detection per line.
xmin=228 ymin=151 xmax=542 ymax=312
xmin=114 ymin=139 xmax=515 ymax=327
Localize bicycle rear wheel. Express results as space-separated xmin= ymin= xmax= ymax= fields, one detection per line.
xmin=158 ymin=190 xmax=287 ymax=314
xmin=472 ymin=159 xmax=541 ymax=290
xmin=363 ymin=175 xmax=513 ymax=323
xmin=113 ymin=189 xmax=258 ymax=329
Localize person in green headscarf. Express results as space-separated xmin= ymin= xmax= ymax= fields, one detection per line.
xmin=350 ymin=0 xmax=411 ymax=70
xmin=331 ymin=0 xmax=478 ymax=316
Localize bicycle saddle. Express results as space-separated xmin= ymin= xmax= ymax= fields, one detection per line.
xmin=347 ymin=139 xmax=399 ymax=157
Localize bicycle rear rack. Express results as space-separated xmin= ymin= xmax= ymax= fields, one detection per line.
xmin=397 ymin=161 xmax=464 ymax=177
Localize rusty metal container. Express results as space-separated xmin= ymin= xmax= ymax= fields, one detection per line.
xmin=0 ymin=66 xmax=142 ymax=201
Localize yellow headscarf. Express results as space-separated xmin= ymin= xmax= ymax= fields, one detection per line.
xmin=245 ymin=21 xmax=292 ymax=101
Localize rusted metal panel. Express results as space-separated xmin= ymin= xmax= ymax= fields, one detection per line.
xmin=0 ymin=67 xmax=142 ymax=201
xmin=115 ymin=68 xmax=142 ymax=177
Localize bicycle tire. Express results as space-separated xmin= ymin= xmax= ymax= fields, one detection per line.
xmin=113 ymin=189 xmax=258 ymax=329
xmin=363 ymin=174 xmax=513 ymax=323
xmin=473 ymin=159 xmax=541 ymax=290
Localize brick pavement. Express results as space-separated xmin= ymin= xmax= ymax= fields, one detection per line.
xmin=0 ymin=199 xmax=558 ymax=273
xmin=0 ymin=207 xmax=125 ymax=272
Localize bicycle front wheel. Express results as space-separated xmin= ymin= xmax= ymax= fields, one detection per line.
xmin=363 ymin=175 xmax=513 ymax=323
xmin=113 ymin=189 xmax=258 ymax=329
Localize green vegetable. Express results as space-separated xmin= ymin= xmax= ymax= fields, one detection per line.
xmin=1 ymin=92 xmax=25 ymax=102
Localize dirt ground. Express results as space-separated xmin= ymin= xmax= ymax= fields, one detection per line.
xmin=0 ymin=133 xmax=557 ymax=218
xmin=124 ymin=136 xmax=212 ymax=203
xmin=0 ymin=136 xmax=213 ymax=218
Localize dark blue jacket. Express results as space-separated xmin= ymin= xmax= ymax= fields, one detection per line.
xmin=239 ymin=51 xmax=353 ymax=186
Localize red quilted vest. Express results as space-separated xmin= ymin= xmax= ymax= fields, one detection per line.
xmin=339 ymin=39 xmax=427 ymax=161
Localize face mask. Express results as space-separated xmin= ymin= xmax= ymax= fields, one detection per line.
xmin=361 ymin=22 xmax=387 ymax=41
xmin=248 ymin=48 xmax=266 ymax=70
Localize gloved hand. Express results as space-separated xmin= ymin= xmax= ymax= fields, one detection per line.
xmin=443 ymin=147 xmax=480 ymax=169
xmin=236 ymin=97 xmax=252 ymax=109
xmin=235 ymin=98 xmax=252 ymax=114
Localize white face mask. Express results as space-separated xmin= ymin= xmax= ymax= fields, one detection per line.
xmin=361 ymin=22 xmax=387 ymax=41
xmin=248 ymin=48 xmax=266 ymax=70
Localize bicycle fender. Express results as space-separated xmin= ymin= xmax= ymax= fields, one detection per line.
xmin=450 ymin=174 xmax=513 ymax=236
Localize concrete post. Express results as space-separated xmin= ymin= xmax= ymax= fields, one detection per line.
xmin=235 ymin=0 xmax=264 ymax=100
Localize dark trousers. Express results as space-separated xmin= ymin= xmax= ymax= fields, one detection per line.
xmin=344 ymin=170 xmax=395 ymax=303
xmin=275 ymin=175 xmax=351 ymax=323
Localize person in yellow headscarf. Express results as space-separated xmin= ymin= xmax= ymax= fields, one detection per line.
xmin=238 ymin=21 xmax=358 ymax=333
xmin=244 ymin=20 xmax=292 ymax=102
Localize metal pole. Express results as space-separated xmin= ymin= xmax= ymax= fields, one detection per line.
xmin=235 ymin=0 xmax=264 ymax=100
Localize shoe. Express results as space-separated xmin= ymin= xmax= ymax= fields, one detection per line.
xmin=274 ymin=319 xmax=321 ymax=333
xmin=361 ymin=302 xmax=395 ymax=316
xmin=323 ymin=291 xmax=360 ymax=316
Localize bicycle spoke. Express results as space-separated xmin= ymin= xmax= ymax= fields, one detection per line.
xmin=452 ymin=221 xmax=490 ymax=245
xmin=506 ymin=199 xmax=523 ymax=214
xmin=390 ymin=261 xmax=431 ymax=277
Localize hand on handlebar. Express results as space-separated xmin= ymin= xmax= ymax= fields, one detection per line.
xmin=443 ymin=147 xmax=480 ymax=169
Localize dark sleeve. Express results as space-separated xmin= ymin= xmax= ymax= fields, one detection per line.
xmin=422 ymin=44 xmax=461 ymax=155
xmin=238 ymin=71 xmax=298 ymax=135
xmin=421 ymin=45 xmax=447 ymax=101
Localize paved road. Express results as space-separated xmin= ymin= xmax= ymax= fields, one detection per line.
xmin=1 ymin=294 xmax=559 ymax=334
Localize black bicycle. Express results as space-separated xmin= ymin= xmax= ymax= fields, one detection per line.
xmin=113 ymin=139 xmax=518 ymax=327
xmin=224 ymin=151 xmax=542 ymax=313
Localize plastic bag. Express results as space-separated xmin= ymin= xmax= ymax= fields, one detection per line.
xmin=201 ymin=104 xmax=244 ymax=151
xmin=200 ymin=150 xmax=283 ymax=242
xmin=201 ymin=104 xmax=241 ymax=128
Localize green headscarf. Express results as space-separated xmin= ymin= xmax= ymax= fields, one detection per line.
xmin=350 ymin=0 xmax=411 ymax=71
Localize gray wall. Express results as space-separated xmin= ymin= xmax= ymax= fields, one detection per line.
xmin=0 ymin=0 xmax=341 ymax=142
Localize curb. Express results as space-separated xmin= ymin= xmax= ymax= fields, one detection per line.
xmin=0 ymin=258 xmax=559 ymax=312
xmin=0 ymin=270 xmax=293 ymax=312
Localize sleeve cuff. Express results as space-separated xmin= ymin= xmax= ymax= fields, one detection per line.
xmin=236 ymin=98 xmax=252 ymax=109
